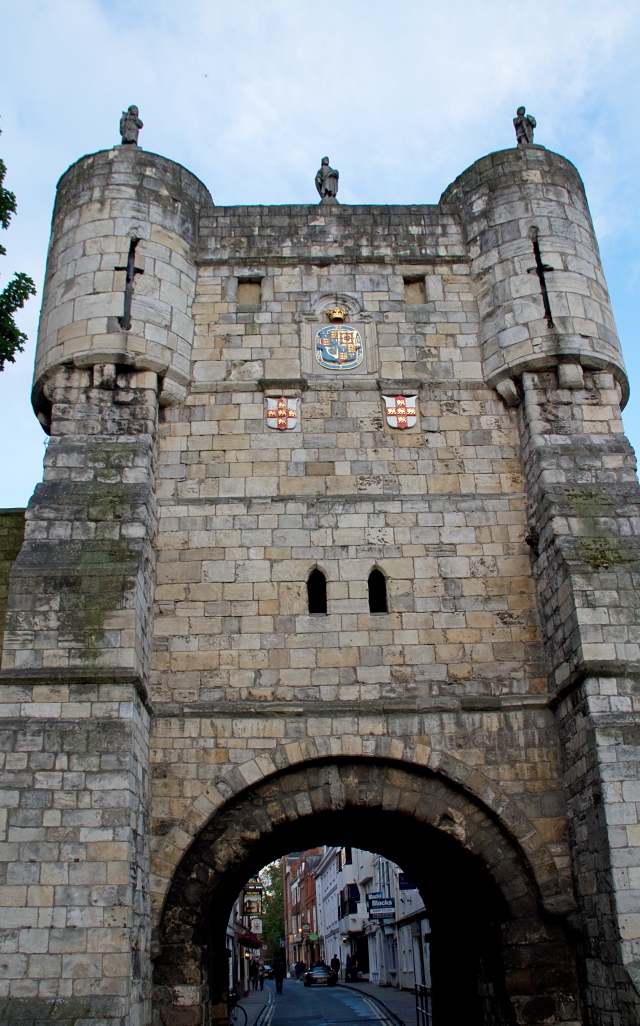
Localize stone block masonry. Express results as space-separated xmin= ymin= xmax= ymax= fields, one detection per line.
xmin=0 ymin=138 xmax=639 ymax=1025
xmin=0 ymin=512 xmax=24 ymax=653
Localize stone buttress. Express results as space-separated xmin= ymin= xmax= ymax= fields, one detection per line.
xmin=0 ymin=146 xmax=211 ymax=1026
xmin=0 ymin=137 xmax=639 ymax=1026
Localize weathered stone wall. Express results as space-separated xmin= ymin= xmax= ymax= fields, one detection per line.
xmin=441 ymin=146 xmax=627 ymax=399
xmin=0 ymin=679 xmax=150 ymax=1026
xmin=1 ymin=139 xmax=639 ymax=1026
xmin=0 ymin=510 xmax=24 ymax=652
xmin=153 ymin=760 xmax=580 ymax=1026
xmin=516 ymin=367 xmax=640 ymax=1021
xmin=33 ymin=145 xmax=212 ymax=421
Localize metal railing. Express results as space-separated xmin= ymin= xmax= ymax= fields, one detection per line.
xmin=415 ymin=984 xmax=433 ymax=1026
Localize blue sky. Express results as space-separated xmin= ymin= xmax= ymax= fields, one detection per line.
xmin=1 ymin=0 xmax=639 ymax=507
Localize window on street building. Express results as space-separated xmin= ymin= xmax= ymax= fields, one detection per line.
xmin=338 ymin=884 xmax=360 ymax=918
xmin=337 ymin=846 xmax=352 ymax=871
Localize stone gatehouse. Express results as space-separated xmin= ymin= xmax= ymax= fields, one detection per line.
xmin=0 ymin=129 xmax=639 ymax=1026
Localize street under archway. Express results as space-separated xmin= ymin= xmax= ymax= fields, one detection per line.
xmin=152 ymin=760 xmax=580 ymax=1026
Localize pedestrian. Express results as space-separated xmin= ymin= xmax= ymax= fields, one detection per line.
xmin=345 ymin=954 xmax=353 ymax=982
xmin=299 ymin=960 xmax=306 ymax=977
xmin=273 ymin=955 xmax=285 ymax=995
xmin=294 ymin=961 xmax=301 ymax=981
xmin=258 ymin=964 xmax=265 ymax=991
xmin=249 ymin=959 xmax=259 ymax=990
xmin=330 ymin=954 xmax=340 ymax=976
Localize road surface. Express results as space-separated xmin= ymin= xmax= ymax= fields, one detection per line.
xmin=257 ymin=978 xmax=401 ymax=1026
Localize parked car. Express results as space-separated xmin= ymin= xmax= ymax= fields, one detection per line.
xmin=262 ymin=964 xmax=273 ymax=979
xmin=303 ymin=965 xmax=338 ymax=987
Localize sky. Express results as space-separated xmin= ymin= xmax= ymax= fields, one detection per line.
xmin=1 ymin=0 xmax=639 ymax=508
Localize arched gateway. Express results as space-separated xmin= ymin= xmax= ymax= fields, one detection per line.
xmin=2 ymin=120 xmax=640 ymax=1026
xmin=153 ymin=759 xmax=578 ymax=1026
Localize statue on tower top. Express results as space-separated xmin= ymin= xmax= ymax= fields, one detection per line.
xmin=120 ymin=105 xmax=143 ymax=146
xmin=513 ymin=106 xmax=536 ymax=146
xmin=315 ymin=157 xmax=339 ymax=204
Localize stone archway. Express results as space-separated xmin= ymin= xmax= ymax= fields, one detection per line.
xmin=152 ymin=760 xmax=580 ymax=1026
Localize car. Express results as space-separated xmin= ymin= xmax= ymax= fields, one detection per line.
xmin=303 ymin=965 xmax=338 ymax=987
xmin=262 ymin=965 xmax=273 ymax=979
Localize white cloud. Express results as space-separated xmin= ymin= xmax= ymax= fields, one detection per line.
xmin=1 ymin=0 xmax=639 ymax=504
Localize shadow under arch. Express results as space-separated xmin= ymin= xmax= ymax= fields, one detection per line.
xmin=153 ymin=759 xmax=580 ymax=1026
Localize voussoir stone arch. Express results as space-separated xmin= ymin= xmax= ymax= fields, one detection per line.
xmin=152 ymin=758 xmax=580 ymax=1026
xmin=149 ymin=742 xmax=571 ymax=920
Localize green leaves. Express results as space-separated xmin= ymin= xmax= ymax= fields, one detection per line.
xmin=261 ymin=860 xmax=285 ymax=959
xmin=0 ymin=271 xmax=37 ymax=370
xmin=0 ymin=126 xmax=36 ymax=371
xmin=0 ymin=158 xmax=17 ymax=231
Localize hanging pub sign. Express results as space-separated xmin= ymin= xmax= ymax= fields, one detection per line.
xmin=243 ymin=891 xmax=263 ymax=916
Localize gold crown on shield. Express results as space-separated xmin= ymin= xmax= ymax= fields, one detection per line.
xmin=327 ymin=305 xmax=348 ymax=323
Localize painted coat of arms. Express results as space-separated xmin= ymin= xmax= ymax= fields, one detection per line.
xmin=382 ymin=395 xmax=418 ymax=429
xmin=266 ymin=396 xmax=299 ymax=430
xmin=315 ymin=324 xmax=363 ymax=370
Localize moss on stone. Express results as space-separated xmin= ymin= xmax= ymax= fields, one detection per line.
xmin=578 ymin=536 xmax=628 ymax=570
xmin=0 ymin=509 xmax=25 ymax=651
xmin=565 ymin=486 xmax=614 ymax=518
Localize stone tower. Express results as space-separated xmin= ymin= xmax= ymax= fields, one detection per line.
xmin=1 ymin=130 xmax=639 ymax=1026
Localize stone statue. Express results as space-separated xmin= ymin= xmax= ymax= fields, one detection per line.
xmin=513 ymin=106 xmax=536 ymax=146
xmin=315 ymin=157 xmax=339 ymax=204
xmin=120 ymin=105 xmax=143 ymax=146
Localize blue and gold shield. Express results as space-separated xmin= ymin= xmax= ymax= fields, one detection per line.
xmin=315 ymin=324 xmax=363 ymax=371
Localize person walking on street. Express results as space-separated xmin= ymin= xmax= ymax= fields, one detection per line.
xmin=249 ymin=959 xmax=259 ymax=990
xmin=258 ymin=964 xmax=265 ymax=991
xmin=294 ymin=961 xmax=301 ymax=981
xmin=273 ymin=955 xmax=285 ymax=995
xmin=345 ymin=954 xmax=353 ymax=982
xmin=330 ymin=954 xmax=340 ymax=977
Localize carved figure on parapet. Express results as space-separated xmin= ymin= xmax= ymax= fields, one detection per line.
xmin=120 ymin=105 xmax=143 ymax=145
xmin=315 ymin=156 xmax=339 ymax=203
xmin=514 ymin=106 xmax=536 ymax=146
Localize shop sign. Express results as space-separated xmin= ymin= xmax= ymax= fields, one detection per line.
xmin=398 ymin=873 xmax=418 ymax=890
xmin=368 ymin=897 xmax=395 ymax=919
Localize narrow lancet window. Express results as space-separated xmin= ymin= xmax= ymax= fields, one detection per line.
xmin=368 ymin=569 xmax=388 ymax=613
xmin=307 ymin=568 xmax=327 ymax=614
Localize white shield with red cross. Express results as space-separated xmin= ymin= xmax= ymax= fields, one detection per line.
xmin=382 ymin=395 xmax=418 ymax=429
xmin=266 ymin=396 xmax=299 ymax=430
